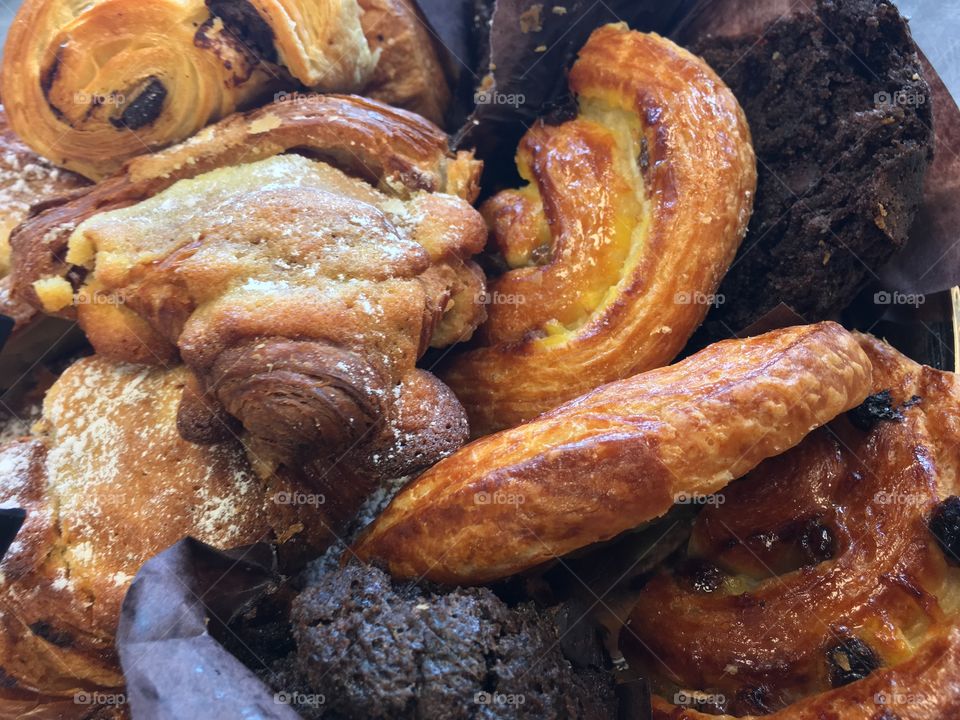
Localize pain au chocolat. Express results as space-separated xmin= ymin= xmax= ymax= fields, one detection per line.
xmin=11 ymin=95 xmax=486 ymax=495
xmin=626 ymin=334 xmax=960 ymax=719
xmin=355 ymin=323 xmax=872 ymax=585
xmin=1 ymin=0 xmax=451 ymax=180
xmin=0 ymin=355 xmax=329 ymax=712
xmin=441 ymin=23 xmax=757 ymax=436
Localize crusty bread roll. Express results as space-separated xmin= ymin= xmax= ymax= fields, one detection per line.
xmin=0 ymin=355 xmax=329 ymax=712
xmin=355 ymin=322 xmax=872 ymax=584
xmin=0 ymin=0 xmax=452 ymax=179
xmin=441 ymin=23 xmax=757 ymax=435
xmin=627 ymin=334 xmax=960 ymax=719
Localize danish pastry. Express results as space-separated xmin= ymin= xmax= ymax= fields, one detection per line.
xmin=355 ymin=322 xmax=872 ymax=585
xmin=0 ymin=0 xmax=446 ymax=179
xmin=624 ymin=333 xmax=960 ymax=718
xmin=11 ymin=95 xmax=486 ymax=490
xmin=0 ymin=355 xmax=328 ymax=707
xmin=441 ymin=23 xmax=757 ymax=435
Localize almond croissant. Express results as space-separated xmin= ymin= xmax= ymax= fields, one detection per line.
xmin=355 ymin=323 xmax=872 ymax=585
xmin=11 ymin=95 xmax=486 ymax=491
xmin=441 ymin=24 xmax=757 ymax=435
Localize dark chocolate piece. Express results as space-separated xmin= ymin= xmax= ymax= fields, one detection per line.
xmin=929 ymin=495 xmax=960 ymax=564
xmin=826 ymin=637 xmax=881 ymax=687
xmin=110 ymin=77 xmax=167 ymax=130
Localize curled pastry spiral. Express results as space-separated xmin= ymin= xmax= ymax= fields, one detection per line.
xmin=11 ymin=95 xmax=486 ymax=486
xmin=355 ymin=323 xmax=872 ymax=585
xmin=442 ymin=23 xmax=757 ymax=435
xmin=625 ymin=334 xmax=960 ymax=718
xmin=1 ymin=0 xmax=377 ymax=179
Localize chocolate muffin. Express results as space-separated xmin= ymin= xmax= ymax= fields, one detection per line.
xmin=291 ymin=561 xmax=617 ymax=719
xmin=693 ymin=0 xmax=933 ymax=336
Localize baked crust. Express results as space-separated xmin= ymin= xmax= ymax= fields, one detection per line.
xmin=0 ymin=0 xmax=376 ymax=179
xmin=10 ymin=94 xmax=484 ymax=493
xmin=0 ymin=356 xmax=329 ymax=701
xmin=627 ymin=334 xmax=960 ymax=718
xmin=441 ymin=23 xmax=757 ymax=435
xmin=354 ymin=322 xmax=872 ymax=585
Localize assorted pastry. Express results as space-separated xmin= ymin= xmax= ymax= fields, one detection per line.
xmin=0 ymin=0 xmax=954 ymax=718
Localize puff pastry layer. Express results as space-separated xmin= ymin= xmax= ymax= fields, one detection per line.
xmin=0 ymin=0 xmax=448 ymax=179
xmin=625 ymin=333 xmax=960 ymax=718
xmin=442 ymin=23 xmax=756 ymax=435
xmin=11 ymin=95 xmax=485 ymax=490
xmin=355 ymin=323 xmax=872 ymax=584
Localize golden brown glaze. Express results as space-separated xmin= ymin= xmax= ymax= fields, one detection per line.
xmin=442 ymin=24 xmax=757 ymax=435
xmin=0 ymin=0 xmax=377 ymax=179
xmin=626 ymin=334 xmax=960 ymax=718
xmin=354 ymin=323 xmax=871 ymax=585
xmin=0 ymin=356 xmax=329 ymax=703
xmin=11 ymin=95 xmax=485 ymax=492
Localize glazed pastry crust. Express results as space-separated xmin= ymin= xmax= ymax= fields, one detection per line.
xmin=0 ymin=356 xmax=329 ymax=699
xmin=442 ymin=23 xmax=757 ymax=435
xmin=632 ymin=334 xmax=960 ymax=719
xmin=0 ymin=0 xmax=376 ymax=179
xmin=355 ymin=322 xmax=872 ymax=584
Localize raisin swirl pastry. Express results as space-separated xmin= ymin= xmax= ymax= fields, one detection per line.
xmin=625 ymin=334 xmax=960 ymax=718
xmin=0 ymin=356 xmax=329 ymax=714
xmin=355 ymin=323 xmax=872 ymax=584
xmin=11 ymin=95 xmax=486 ymax=496
xmin=1 ymin=0 xmax=449 ymax=179
xmin=441 ymin=23 xmax=757 ymax=435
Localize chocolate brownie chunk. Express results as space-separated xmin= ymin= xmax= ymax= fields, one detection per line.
xmin=694 ymin=0 xmax=933 ymax=336
xmin=291 ymin=561 xmax=617 ymax=719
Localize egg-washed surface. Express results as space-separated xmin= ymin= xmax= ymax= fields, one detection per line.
xmin=627 ymin=334 xmax=960 ymax=718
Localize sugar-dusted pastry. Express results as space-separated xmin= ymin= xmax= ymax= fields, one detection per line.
xmin=441 ymin=23 xmax=756 ymax=435
xmin=625 ymin=334 xmax=960 ymax=719
xmin=12 ymin=95 xmax=486 ymax=490
xmin=1 ymin=0 xmax=380 ymax=179
xmin=355 ymin=323 xmax=872 ymax=584
xmin=0 ymin=355 xmax=329 ymax=709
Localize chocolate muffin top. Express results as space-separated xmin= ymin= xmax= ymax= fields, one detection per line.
xmin=694 ymin=0 xmax=933 ymax=336
xmin=291 ymin=561 xmax=616 ymax=720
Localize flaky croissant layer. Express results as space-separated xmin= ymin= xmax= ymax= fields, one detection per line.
xmin=356 ymin=322 xmax=872 ymax=585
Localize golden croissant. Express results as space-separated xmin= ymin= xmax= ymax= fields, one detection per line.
xmin=626 ymin=334 xmax=960 ymax=719
xmin=355 ymin=323 xmax=872 ymax=585
xmin=1 ymin=0 xmax=449 ymax=179
xmin=11 ymin=95 xmax=486 ymax=491
xmin=441 ymin=23 xmax=757 ymax=436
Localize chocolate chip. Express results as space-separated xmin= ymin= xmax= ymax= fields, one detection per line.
xmin=206 ymin=0 xmax=277 ymax=63
xmin=848 ymin=390 xmax=904 ymax=431
xmin=826 ymin=637 xmax=880 ymax=687
xmin=683 ymin=560 xmax=725 ymax=593
xmin=929 ymin=496 xmax=960 ymax=564
xmin=111 ymin=77 xmax=167 ymax=130
xmin=731 ymin=685 xmax=775 ymax=716
xmin=28 ymin=621 xmax=73 ymax=648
